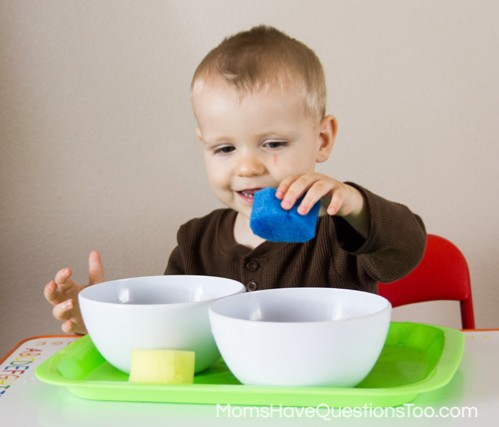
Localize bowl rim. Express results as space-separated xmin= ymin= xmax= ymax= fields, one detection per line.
xmin=79 ymin=275 xmax=246 ymax=307
xmin=209 ymin=287 xmax=392 ymax=325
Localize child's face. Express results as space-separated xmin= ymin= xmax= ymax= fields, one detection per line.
xmin=192 ymin=79 xmax=334 ymax=221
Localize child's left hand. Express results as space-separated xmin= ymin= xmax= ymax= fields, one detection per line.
xmin=275 ymin=173 xmax=369 ymax=236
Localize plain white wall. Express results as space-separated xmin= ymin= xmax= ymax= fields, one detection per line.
xmin=1 ymin=0 xmax=498 ymax=356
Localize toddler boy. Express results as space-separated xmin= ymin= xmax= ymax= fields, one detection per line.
xmin=45 ymin=26 xmax=426 ymax=334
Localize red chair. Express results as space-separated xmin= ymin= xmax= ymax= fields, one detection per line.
xmin=378 ymin=234 xmax=475 ymax=329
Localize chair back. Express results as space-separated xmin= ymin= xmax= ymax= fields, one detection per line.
xmin=378 ymin=234 xmax=475 ymax=329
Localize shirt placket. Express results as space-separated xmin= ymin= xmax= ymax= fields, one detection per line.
xmin=242 ymin=257 xmax=260 ymax=291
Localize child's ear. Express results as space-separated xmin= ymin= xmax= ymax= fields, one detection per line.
xmin=316 ymin=115 xmax=337 ymax=163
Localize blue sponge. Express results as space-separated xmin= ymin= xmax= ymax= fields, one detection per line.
xmin=250 ymin=188 xmax=321 ymax=243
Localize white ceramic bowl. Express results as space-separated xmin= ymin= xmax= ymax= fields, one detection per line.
xmin=209 ymin=288 xmax=391 ymax=387
xmin=79 ymin=275 xmax=245 ymax=373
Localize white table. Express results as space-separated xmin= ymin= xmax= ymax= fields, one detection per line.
xmin=1 ymin=329 xmax=498 ymax=426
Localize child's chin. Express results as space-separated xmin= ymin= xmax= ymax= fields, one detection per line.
xmin=233 ymin=206 xmax=252 ymax=220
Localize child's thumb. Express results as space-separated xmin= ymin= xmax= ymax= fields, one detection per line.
xmin=88 ymin=250 xmax=105 ymax=285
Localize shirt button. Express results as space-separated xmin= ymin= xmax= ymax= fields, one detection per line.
xmin=246 ymin=280 xmax=258 ymax=291
xmin=245 ymin=260 xmax=259 ymax=271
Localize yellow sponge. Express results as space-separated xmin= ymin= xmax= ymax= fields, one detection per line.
xmin=129 ymin=349 xmax=195 ymax=384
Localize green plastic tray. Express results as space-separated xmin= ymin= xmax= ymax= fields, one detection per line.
xmin=35 ymin=322 xmax=464 ymax=407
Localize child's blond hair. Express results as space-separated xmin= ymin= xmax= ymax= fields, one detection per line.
xmin=192 ymin=25 xmax=327 ymax=119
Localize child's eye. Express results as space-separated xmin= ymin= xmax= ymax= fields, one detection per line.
xmin=213 ymin=145 xmax=236 ymax=155
xmin=263 ymin=140 xmax=288 ymax=150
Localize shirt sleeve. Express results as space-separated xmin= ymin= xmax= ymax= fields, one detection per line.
xmin=332 ymin=183 xmax=427 ymax=283
xmin=164 ymin=245 xmax=185 ymax=275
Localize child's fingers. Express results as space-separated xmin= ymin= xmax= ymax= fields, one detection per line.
xmin=279 ymin=175 xmax=315 ymax=210
xmin=326 ymin=187 xmax=346 ymax=216
xmin=61 ymin=320 xmax=78 ymax=334
xmin=44 ymin=280 xmax=63 ymax=305
xmin=275 ymin=176 xmax=297 ymax=200
xmin=52 ymin=299 xmax=73 ymax=321
xmin=88 ymin=250 xmax=104 ymax=285
xmin=277 ymin=174 xmax=353 ymax=216
xmin=296 ymin=180 xmax=333 ymax=215
xmin=54 ymin=268 xmax=76 ymax=293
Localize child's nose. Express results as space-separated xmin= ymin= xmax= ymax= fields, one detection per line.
xmin=235 ymin=152 xmax=266 ymax=177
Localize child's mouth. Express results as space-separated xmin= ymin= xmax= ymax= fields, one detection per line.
xmin=237 ymin=189 xmax=262 ymax=203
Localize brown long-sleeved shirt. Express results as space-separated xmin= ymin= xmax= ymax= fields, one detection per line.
xmin=165 ymin=185 xmax=426 ymax=293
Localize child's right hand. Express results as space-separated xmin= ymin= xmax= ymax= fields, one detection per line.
xmin=44 ymin=250 xmax=104 ymax=335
